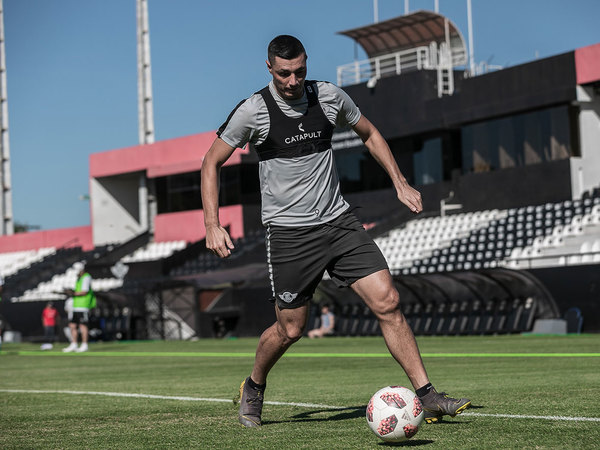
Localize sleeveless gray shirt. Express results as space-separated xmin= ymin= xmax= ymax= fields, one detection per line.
xmin=218 ymin=81 xmax=361 ymax=227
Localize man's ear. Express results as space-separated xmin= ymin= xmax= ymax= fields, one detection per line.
xmin=266 ymin=59 xmax=272 ymax=73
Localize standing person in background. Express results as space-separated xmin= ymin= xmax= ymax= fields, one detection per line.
xmin=41 ymin=302 xmax=58 ymax=350
xmin=0 ymin=275 xmax=3 ymax=350
xmin=308 ymin=304 xmax=335 ymax=338
xmin=62 ymin=262 xmax=96 ymax=353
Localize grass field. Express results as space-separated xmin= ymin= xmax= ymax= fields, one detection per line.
xmin=1 ymin=334 xmax=599 ymax=449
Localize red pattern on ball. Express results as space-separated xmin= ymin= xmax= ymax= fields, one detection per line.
xmin=404 ymin=423 xmax=419 ymax=438
xmin=366 ymin=398 xmax=374 ymax=422
xmin=413 ymin=396 xmax=423 ymax=417
xmin=377 ymin=415 xmax=399 ymax=436
xmin=380 ymin=392 xmax=407 ymax=409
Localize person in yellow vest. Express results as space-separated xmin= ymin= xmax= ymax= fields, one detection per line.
xmin=0 ymin=275 xmax=4 ymax=350
xmin=62 ymin=262 xmax=96 ymax=353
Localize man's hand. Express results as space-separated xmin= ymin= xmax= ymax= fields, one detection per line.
xmin=397 ymin=181 xmax=423 ymax=214
xmin=206 ymin=225 xmax=235 ymax=258
xmin=63 ymin=288 xmax=75 ymax=296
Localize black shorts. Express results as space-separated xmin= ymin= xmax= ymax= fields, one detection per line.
xmin=69 ymin=311 xmax=89 ymax=325
xmin=267 ymin=210 xmax=389 ymax=309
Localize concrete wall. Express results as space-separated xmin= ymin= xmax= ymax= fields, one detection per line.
xmin=153 ymin=205 xmax=245 ymax=243
xmin=91 ymin=173 xmax=145 ymax=246
xmin=571 ymin=85 xmax=600 ymax=198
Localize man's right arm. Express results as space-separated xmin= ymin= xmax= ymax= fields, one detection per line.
xmin=201 ymin=137 xmax=237 ymax=258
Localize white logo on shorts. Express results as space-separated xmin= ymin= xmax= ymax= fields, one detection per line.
xmin=298 ymin=122 xmax=305 ymax=132
xmin=278 ymin=292 xmax=298 ymax=303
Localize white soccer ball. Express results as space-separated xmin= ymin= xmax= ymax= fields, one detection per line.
xmin=366 ymin=386 xmax=424 ymax=442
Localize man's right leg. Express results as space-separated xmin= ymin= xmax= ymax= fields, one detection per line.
xmin=251 ymin=303 xmax=309 ymax=384
xmin=63 ymin=323 xmax=78 ymax=352
xmin=239 ymin=303 xmax=309 ymax=427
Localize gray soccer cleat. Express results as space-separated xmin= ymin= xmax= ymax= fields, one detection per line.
xmin=419 ymin=388 xmax=471 ymax=423
xmin=238 ymin=377 xmax=265 ymax=427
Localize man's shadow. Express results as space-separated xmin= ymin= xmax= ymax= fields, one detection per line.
xmin=263 ymin=405 xmax=365 ymax=424
xmin=264 ymin=403 xmax=484 ymax=425
xmin=263 ymin=406 xmax=435 ymax=446
xmin=261 ymin=403 xmax=485 ymax=446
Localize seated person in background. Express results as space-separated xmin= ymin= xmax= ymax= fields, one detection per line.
xmin=308 ymin=304 xmax=335 ymax=338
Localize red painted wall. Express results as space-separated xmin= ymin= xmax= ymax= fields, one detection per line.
xmin=0 ymin=226 xmax=93 ymax=253
xmin=153 ymin=205 xmax=245 ymax=243
xmin=90 ymin=131 xmax=248 ymax=179
xmin=575 ymin=43 xmax=600 ymax=85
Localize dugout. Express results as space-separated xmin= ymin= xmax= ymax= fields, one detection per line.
xmin=166 ymin=266 xmax=561 ymax=338
xmin=316 ymin=268 xmax=560 ymax=337
xmin=146 ymin=263 xmax=273 ymax=339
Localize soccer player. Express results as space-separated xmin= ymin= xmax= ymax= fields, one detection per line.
xmin=201 ymin=35 xmax=471 ymax=426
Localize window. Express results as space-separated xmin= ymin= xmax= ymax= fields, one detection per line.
xmin=155 ymin=171 xmax=202 ymax=214
xmin=335 ymin=146 xmax=393 ymax=193
xmin=155 ymin=164 xmax=260 ymax=214
xmin=413 ymin=137 xmax=442 ymax=185
xmin=461 ymin=105 xmax=574 ymax=174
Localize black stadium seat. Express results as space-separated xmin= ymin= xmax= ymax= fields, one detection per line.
xmin=465 ymin=299 xmax=482 ymax=335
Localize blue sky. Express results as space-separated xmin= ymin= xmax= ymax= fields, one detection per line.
xmin=4 ymin=0 xmax=600 ymax=231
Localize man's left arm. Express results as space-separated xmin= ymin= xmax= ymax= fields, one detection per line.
xmin=352 ymin=115 xmax=423 ymax=214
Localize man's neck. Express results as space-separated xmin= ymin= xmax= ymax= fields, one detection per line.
xmin=269 ymin=81 xmax=306 ymax=104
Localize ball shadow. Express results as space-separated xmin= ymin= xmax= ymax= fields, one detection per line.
xmin=377 ymin=439 xmax=434 ymax=447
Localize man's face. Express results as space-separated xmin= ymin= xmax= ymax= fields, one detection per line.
xmin=267 ymin=53 xmax=307 ymax=100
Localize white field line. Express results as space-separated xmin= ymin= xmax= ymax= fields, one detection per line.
xmin=462 ymin=412 xmax=600 ymax=422
xmin=2 ymin=389 xmax=599 ymax=422
xmin=0 ymin=389 xmax=342 ymax=410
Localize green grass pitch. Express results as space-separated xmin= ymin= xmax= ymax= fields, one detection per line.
xmin=1 ymin=334 xmax=599 ymax=449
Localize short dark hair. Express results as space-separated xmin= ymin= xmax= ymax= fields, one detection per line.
xmin=268 ymin=35 xmax=306 ymax=63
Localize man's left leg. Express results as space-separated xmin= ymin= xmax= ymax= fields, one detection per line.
xmin=63 ymin=323 xmax=79 ymax=352
xmin=351 ymin=269 xmax=471 ymax=422
xmin=351 ymin=269 xmax=429 ymax=388
xmin=76 ymin=324 xmax=89 ymax=352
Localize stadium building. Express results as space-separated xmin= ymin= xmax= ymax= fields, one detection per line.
xmin=1 ymin=11 xmax=599 ymax=342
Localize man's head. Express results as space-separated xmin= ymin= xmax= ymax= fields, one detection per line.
xmin=73 ymin=261 xmax=85 ymax=275
xmin=266 ymin=35 xmax=307 ymax=100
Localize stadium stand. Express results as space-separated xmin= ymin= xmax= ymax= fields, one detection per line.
xmin=370 ymin=188 xmax=600 ymax=276
xmin=0 ymin=248 xmax=55 ymax=278
xmin=122 ymin=240 xmax=187 ymax=263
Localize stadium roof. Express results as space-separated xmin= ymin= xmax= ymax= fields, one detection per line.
xmin=338 ymin=10 xmax=467 ymax=59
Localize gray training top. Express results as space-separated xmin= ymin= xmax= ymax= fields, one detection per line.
xmin=218 ymin=80 xmax=361 ymax=227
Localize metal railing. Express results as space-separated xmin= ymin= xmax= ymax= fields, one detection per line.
xmin=337 ymin=46 xmax=430 ymax=87
xmin=337 ymin=43 xmax=468 ymax=87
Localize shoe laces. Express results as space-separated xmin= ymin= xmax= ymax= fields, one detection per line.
xmin=246 ymin=389 xmax=263 ymax=403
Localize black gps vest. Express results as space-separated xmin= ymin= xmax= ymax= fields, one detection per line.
xmin=254 ymin=81 xmax=335 ymax=161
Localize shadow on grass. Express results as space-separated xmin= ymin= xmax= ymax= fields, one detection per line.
xmin=263 ymin=405 xmax=365 ymax=425
xmin=377 ymin=439 xmax=434 ymax=447
xmin=263 ymin=403 xmax=482 ymax=426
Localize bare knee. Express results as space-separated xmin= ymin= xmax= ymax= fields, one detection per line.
xmin=371 ymin=287 xmax=401 ymax=319
xmin=277 ymin=322 xmax=305 ymax=343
